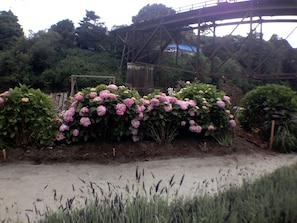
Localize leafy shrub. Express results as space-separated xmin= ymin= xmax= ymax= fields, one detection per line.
xmin=239 ymin=84 xmax=297 ymax=152
xmin=0 ymin=84 xmax=57 ymax=148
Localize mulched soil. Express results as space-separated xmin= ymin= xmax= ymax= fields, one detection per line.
xmin=0 ymin=126 xmax=274 ymax=165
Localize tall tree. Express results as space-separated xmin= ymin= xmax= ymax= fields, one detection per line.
xmin=75 ymin=10 xmax=108 ymax=51
xmin=0 ymin=10 xmax=24 ymax=51
xmin=132 ymin=4 xmax=175 ymax=24
xmin=50 ymin=19 xmax=75 ymax=48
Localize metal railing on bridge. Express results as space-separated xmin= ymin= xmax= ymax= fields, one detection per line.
xmin=173 ymin=0 xmax=249 ymax=14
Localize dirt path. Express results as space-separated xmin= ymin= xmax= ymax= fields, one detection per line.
xmin=0 ymin=152 xmax=297 ymax=223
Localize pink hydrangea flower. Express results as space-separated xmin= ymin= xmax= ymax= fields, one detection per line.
xmin=229 ymin=119 xmax=236 ymax=128
xmin=175 ymin=100 xmax=188 ymax=110
xmin=55 ymin=132 xmax=65 ymax=141
xmin=89 ymin=91 xmax=97 ymax=98
xmin=136 ymin=105 xmax=145 ymax=113
xmin=64 ymin=115 xmax=73 ymax=122
xmin=223 ymin=95 xmax=231 ymax=104
xmin=189 ymin=125 xmax=202 ymax=133
xmin=129 ymin=127 xmax=138 ymax=135
xmin=96 ymin=105 xmax=107 ymax=116
xmin=158 ymin=94 xmax=169 ymax=103
xmin=79 ymin=107 xmax=89 ymax=116
xmin=0 ymin=91 xmax=9 ymax=97
xmin=70 ymin=101 xmax=77 ymax=108
xmin=80 ymin=117 xmax=91 ymax=127
xmin=140 ymin=98 xmax=150 ymax=105
xmin=93 ymin=96 xmax=103 ymax=102
xmin=188 ymin=109 xmax=195 ymax=116
xmin=123 ymin=98 xmax=134 ymax=107
xmin=150 ymin=98 xmax=160 ymax=106
xmin=107 ymin=84 xmax=118 ymax=90
xmin=216 ymin=100 xmax=225 ymax=108
xmin=0 ymin=97 xmax=4 ymax=104
xmin=59 ymin=124 xmax=69 ymax=132
xmin=74 ymin=92 xmax=84 ymax=101
xmin=164 ymin=103 xmax=172 ymax=112
xmin=131 ymin=119 xmax=140 ymax=128
xmin=208 ymin=125 xmax=215 ymax=131
xmin=63 ymin=107 xmax=76 ymax=122
xmin=189 ymin=120 xmax=195 ymax=125
xmin=109 ymin=93 xmax=117 ymax=99
xmin=181 ymin=121 xmax=186 ymax=126
xmin=138 ymin=112 xmax=144 ymax=119
xmin=73 ymin=129 xmax=79 ymax=137
xmin=168 ymin=96 xmax=177 ymax=103
xmin=146 ymin=104 xmax=154 ymax=112
xmin=188 ymin=100 xmax=196 ymax=107
xmin=99 ymin=90 xmax=111 ymax=99
xmin=116 ymin=103 xmax=126 ymax=115
xmin=68 ymin=107 xmax=76 ymax=116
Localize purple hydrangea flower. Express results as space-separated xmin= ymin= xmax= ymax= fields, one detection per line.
xmin=216 ymin=100 xmax=225 ymax=108
xmin=229 ymin=119 xmax=236 ymax=128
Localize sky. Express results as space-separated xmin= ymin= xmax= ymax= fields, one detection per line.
xmin=1 ymin=0 xmax=296 ymax=47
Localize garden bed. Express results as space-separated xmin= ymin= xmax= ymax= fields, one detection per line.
xmin=1 ymin=126 xmax=270 ymax=164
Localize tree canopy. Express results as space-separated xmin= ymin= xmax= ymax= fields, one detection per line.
xmin=0 ymin=10 xmax=23 ymax=51
xmin=0 ymin=8 xmax=297 ymax=94
xmin=132 ymin=4 xmax=176 ymax=24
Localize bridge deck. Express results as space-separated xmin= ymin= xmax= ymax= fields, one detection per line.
xmin=113 ymin=0 xmax=297 ymax=33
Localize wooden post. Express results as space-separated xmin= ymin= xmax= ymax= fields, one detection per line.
xmin=269 ymin=120 xmax=276 ymax=150
xmin=2 ymin=149 xmax=6 ymax=159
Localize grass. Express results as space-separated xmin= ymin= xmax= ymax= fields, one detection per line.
xmin=32 ymin=163 xmax=297 ymax=223
xmin=1 ymin=163 xmax=296 ymax=223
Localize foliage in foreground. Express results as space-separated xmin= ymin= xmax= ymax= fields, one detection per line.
xmin=239 ymin=84 xmax=297 ymax=153
xmin=39 ymin=163 xmax=297 ymax=223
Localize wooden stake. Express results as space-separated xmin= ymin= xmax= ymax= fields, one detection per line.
xmin=2 ymin=149 xmax=6 ymax=159
xmin=269 ymin=120 xmax=276 ymax=150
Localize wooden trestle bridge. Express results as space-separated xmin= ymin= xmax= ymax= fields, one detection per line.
xmin=112 ymin=0 xmax=297 ymax=90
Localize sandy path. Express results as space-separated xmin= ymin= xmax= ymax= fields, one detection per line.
xmin=0 ymin=152 xmax=296 ymax=223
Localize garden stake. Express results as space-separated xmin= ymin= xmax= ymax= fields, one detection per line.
xmin=269 ymin=120 xmax=275 ymax=150
xmin=112 ymin=148 xmax=116 ymax=157
xmin=2 ymin=149 xmax=6 ymax=159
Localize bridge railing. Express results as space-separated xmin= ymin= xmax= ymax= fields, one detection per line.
xmin=173 ymin=0 xmax=250 ymax=14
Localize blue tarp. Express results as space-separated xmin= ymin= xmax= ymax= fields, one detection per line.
xmin=167 ymin=44 xmax=198 ymax=52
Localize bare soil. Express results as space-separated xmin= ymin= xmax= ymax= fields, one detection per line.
xmin=0 ymin=126 xmax=272 ymax=165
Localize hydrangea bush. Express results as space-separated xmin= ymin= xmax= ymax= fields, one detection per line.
xmin=0 ymin=84 xmax=57 ymax=148
xmin=57 ymin=83 xmax=236 ymax=145
xmin=174 ymin=83 xmax=236 ymax=145
xmin=57 ymin=84 xmax=142 ymax=143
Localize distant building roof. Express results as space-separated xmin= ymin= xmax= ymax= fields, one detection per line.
xmin=167 ymin=44 xmax=198 ymax=52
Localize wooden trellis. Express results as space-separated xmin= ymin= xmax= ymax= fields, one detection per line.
xmin=70 ymin=75 xmax=116 ymax=97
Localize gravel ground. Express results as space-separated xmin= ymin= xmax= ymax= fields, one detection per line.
xmin=0 ymin=152 xmax=297 ymax=223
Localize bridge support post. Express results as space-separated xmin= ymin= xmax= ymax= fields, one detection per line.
xmin=126 ymin=63 xmax=154 ymax=95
